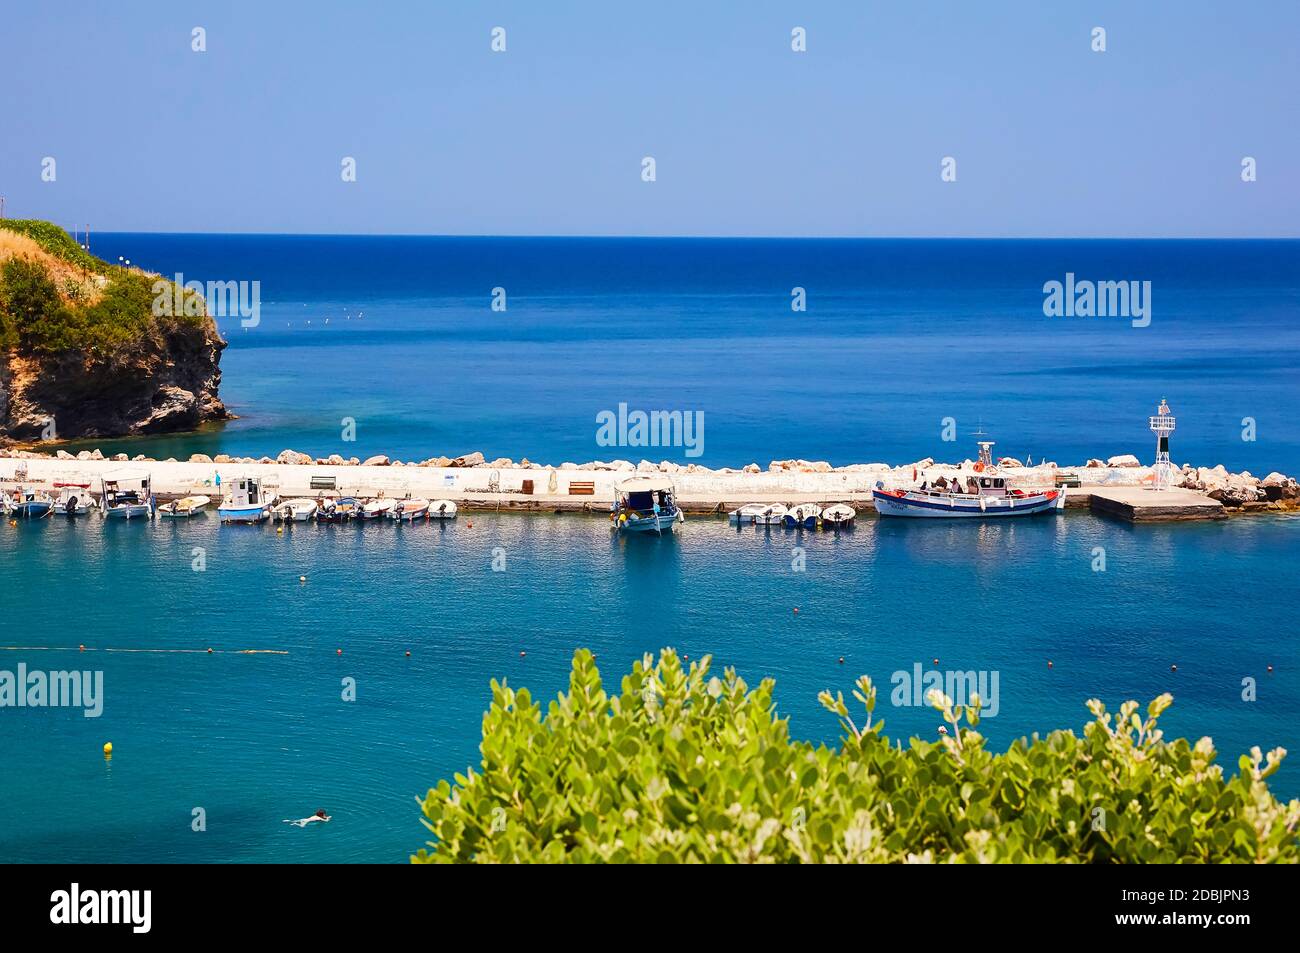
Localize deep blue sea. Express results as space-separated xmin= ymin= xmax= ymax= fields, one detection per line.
xmin=69 ymin=235 xmax=1300 ymax=474
xmin=2 ymin=236 xmax=1297 ymax=863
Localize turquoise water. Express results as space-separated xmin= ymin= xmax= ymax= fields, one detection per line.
xmin=1 ymin=511 xmax=1296 ymax=862
xmin=4 ymin=235 xmax=1298 ymax=862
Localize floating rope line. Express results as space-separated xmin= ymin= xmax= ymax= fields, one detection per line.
xmin=0 ymin=646 xmax=288 ymax=654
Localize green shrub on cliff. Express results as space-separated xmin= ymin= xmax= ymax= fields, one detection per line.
xmin=0 ymin=252 xmax=205 ymax=357
xmin=0 ymin=256 xmax=82 ymax=353
xmin=0 ymin=219 xmax=111 ymax=275
xmin=413 ymin=649 xmax=1299 ymax=863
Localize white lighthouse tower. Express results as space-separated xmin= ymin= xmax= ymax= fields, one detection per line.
xmin=1148 ymin=398 xmax=1176 ymax=491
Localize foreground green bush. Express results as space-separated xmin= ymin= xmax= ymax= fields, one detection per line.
xmin=413 ymin=649 xmax=1299 ymax=863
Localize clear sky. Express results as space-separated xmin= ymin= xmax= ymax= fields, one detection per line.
xmin=2 ymin=1 xmax=1296 ymax=237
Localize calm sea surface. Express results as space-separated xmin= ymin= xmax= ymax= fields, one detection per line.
xmin=2 ymin=236 xmax=1296 ymax=862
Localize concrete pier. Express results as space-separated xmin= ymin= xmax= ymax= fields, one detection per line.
xmin=2 ymin=454 xmax=1284 ymax=522
xmin=1086 ymin=486 xmax=1226 ymax=521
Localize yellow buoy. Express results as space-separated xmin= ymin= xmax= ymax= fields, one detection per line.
xmin=103 ymin=742 xmax=113 ymax=756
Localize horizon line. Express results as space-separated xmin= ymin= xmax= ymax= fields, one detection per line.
xmin=50 ymin=229 xmax=1300 ymax=242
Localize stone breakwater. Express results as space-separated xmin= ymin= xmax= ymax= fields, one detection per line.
xmin=2 ymin=447 xmax=1297 ymax=518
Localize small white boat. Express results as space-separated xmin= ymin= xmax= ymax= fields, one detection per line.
xmin=428 ymin=499 xmax=458 ymax=520
xmin=729 ymin=502 xmax=787 ymax=526
xmin=361 ymin=497 xmax=395 ymax=520
xmin=53 ymin=483 xmax=95 ymax=516
xmin=783 ymin=503 xmax=822 ymax=530
xmin=100 ymin=471 xmax=154 ymax=520
xmin=820 ymin=503 xmax=857 ymax=529
xmin=390 ymin=497 xmax=430 ymax=521
xmin=275 ymin=498 xmax=320 ymax=522
xmin=158 ymin=495 xmax=212 ymax=519
xmin=218 ymin=476 xmax=276 ymax=523
xmin=316 ymin=497 xmax=361 ymax=522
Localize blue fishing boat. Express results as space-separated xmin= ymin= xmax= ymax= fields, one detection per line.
xmin=4 ymin=486 xmax=54 ymax=519
xmin=612 ymin=477 xmax=682 ymax=534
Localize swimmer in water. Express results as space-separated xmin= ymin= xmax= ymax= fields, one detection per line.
xmin=284 ymin=809 xmax=331 ymax=827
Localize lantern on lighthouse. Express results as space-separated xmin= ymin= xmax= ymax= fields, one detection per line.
xmin=1148 ymin=398 xmax=1176 ymax=491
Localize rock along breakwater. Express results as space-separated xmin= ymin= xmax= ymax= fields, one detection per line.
xmin=3 ymin=447 xmax=1297 ymax=523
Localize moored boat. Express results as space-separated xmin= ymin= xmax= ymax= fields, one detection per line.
xmin=218 ymin=476 xmax=276 ymax=523
xmin=872 ymin=440 xmax=1062 ymax=519
xmin=428 ymin=499 xmax=458 ymax=520
xmin=100 ymin=471 xmax=154 ymax=520
xmin=158 ymin=495 xmax=212 ymax=519
xmin=316 ymin=497 xmax=361 ymax=522
xmin=783 ymin=503 xmax=821 ymax=529
xmin=729 ymin=502 xmax=788 ymax=526
xmin=361 ymin=497 xmax=395 ymax=520
xmin=820 ymin=502 xmax=857 ymax=529
xmin=53 ymin=483 xmax=94 ymax=516
xmin=275 ymin=498 xmax=320 ymax=522
xmin=390 ymin=497 xmax=430 ymax=521
xmin=5 ymin=486 xmax=55 ymax=519
xmin=612 ymin=477 xmax=682 ymax=534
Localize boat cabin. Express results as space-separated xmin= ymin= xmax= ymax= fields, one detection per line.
xmin=613 ymin=477 xmax=678 ymax=516
xmin=223 ymin=476 xmax=267 ymax=506
xmin=101 ymin=471 xmax=151 ymax=506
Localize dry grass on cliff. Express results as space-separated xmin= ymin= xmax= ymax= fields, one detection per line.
xmin=0 ymin=231 xmax=104 ymax=305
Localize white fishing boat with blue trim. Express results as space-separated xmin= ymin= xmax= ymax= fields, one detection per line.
xmin=218 ymin=476 xmax=276 ymax=523
xmin=872 ymin=440 xmax=1062 ymax=519
xmin=100 ymin=471 xmax=154 ymax=520
xmin=612 ymin=477 xmax=682 ymax=534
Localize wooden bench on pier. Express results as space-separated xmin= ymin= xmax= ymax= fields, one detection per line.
xmin=567 ymin=480 xmax=595 ymax=496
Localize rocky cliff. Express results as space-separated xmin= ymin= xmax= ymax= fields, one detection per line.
xmin=0 ymin=220 xmax=228 ymax=443
xmin=0 ymin=319 xmax=227 ymax=441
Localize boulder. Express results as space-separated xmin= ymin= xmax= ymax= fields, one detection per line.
xmin=743 ymin=463 xmax=760 ymax=474
xmin=997 ymin=457 xmax=1024 ymax=468
xmin=213 ymin=454 xmax=233 ymax=464
xmin=276 ymin=449 xmax=313 ymax=466
xmin=488 ymin=457 xmax=514 ymax=469
xmin=637 ymin=460 xmax=657 ymax=471
xmin=1107 ymin=454 xmax=1141 ymax=468
xmin=133 ymin=454 xmax=148 ymax=462
xmin=450 ymin=451 xmax=485 ymax=468
xmin=56 ymin=450 xmax=75 ymax=459
xmin=189 ymin=453 xmax=213 ymax=464
xmin=362 ymin=454 xmax=390 ymax=467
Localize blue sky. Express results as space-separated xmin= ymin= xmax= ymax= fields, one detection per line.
xmin=2 ymin=1 xmax=1296 ymax=237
